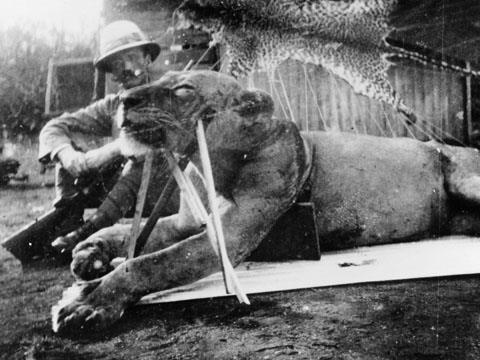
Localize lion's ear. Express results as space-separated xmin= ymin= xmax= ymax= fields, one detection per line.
xmin=232 ymin=89 xmax=274 ymax=118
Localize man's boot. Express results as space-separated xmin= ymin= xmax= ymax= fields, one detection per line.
xmin=1 ymin=203 xmax=84 ymax=263
xmin=51 ymin=159 xmax=144 ymax=253
xmin=51 ymin=155 xmax=177 ymax=254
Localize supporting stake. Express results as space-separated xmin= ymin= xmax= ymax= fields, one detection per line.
xmin=133 ymin=154 xmax=191 ymax=257
xmin=195 ymin=120 xmax=233 ymax=292
xmin=164 ymin=150 xmax=250 ymax=304
xmin=127 ymin=151 xmax=154 ymax=259
xmin=197 ymin=119 xmax=250 ymax=303
xmin=465 ymin=61 xmax=473 ymax=145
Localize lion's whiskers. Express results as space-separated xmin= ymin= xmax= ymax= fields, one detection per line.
xmin=128 ymin=107 xmax=195 ymax=137
xmin=126 ymin=106 xmax=239 ymax=143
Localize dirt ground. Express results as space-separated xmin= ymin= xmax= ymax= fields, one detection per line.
xmin=2 ymin=145 xmax=480 ymax=359
xmin=1 ymin=186 xmax=480 ymax=359
xmin=2 ymin=244 xmax=480 ymax=360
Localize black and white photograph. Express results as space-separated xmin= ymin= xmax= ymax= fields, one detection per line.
xmin=2 ymin=1 xmax=480 ymax=359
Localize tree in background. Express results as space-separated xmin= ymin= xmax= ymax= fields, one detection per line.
xmin=0 ymin=24 xmax=93 ymax=136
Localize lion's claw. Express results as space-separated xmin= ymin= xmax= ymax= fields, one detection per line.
xmin=51 ymin=279 xmax=125 ymax=334
xmin=58 ymin=305 xmax=94 ymax=331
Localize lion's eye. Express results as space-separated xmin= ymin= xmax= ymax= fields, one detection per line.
xmin=173 ymin=86 xmax=195 ymax=98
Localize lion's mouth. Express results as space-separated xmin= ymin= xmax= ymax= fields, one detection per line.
xmin=117 ymin=119 xmax=167 ymax=158
xmin=118 ymin=101 xmax=197 ymax=156
xmin=121 ymin=109 xmax=169 ymax=147
xmin=123 ymin=122 xmax=167 ymax=146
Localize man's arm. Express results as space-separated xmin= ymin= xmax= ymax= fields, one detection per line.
xmin=38 ymin=94 xmax=120 ymax=163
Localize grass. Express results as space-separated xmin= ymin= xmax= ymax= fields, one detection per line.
xmin=0 ymin=138 xmax=55 ymax=240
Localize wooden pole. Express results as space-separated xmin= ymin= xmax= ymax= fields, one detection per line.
xmin=465 ymin=61 xmax=473 ymax=145
xmin=93 ymin=68 xmax=106 ymax=102
xmin=127 ymin=151 xmax=154 ymax=259
xmin=164 ymin=150 xmax=250 ymax=304
xmin=195 ymin=119 xmax=233 ymax=291
xmin=45 ymin=58 xmax=55 ymax=115
xmin=195 ymin=120 xmax=250 ymax=303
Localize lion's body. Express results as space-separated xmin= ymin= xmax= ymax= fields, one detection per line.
xmin=305 ymin=132 xmax=446 ymax=248
xmin=52 ymin=70 xmax=480 ymax=333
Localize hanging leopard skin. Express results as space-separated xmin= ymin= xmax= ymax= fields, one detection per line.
xmin=174 ymin=0 xmax=478 ymax=124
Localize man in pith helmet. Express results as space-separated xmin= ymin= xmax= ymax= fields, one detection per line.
xmin=37 ymin=20 xmax=176 ymax=256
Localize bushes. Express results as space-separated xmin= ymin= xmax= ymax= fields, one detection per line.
xmin=0 ymin=25 xmax=93 ymax=136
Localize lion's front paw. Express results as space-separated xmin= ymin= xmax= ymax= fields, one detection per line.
xmin=71 ymin=241 xmax=114 ymax=281
xmin=51 ymin=279 xmax=126 ymax=334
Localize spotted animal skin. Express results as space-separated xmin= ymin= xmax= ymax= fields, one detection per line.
xmin=176 ymin=0 xmax=417 ymax=121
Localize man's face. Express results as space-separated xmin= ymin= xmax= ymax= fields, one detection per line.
xmin=107 ymin=47 xmax=151 ymax=89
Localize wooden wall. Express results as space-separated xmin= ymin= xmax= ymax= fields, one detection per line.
xmin=239 ymin=59 xmax=467 ymax=143
xmin=102 ymin=1 xmax=469 ymax=144
xmin=45 ymin=58 xmax=95 ymax=115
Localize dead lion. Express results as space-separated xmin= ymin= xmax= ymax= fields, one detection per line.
xmin=52 ymin=70 xmax=480 ymax=333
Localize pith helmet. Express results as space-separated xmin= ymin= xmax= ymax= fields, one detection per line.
xmin=94 ymin=20 xmax=161 ymax=72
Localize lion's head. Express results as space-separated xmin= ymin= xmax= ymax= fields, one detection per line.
xmin=118 ymin=70 xmax=275 ymax=157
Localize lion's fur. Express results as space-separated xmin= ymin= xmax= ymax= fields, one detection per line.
xmin=53 ymin=70 xmax=480 ymax=333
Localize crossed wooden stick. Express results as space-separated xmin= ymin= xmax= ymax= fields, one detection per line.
xmin=124 ymin=119 xmax=250 ymax=304
xmin=115 ymin=59 xmax=249 ymax=303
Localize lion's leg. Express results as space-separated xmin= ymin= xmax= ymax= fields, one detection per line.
xmin=140 ymin=188 xmax=205 ymax=255
xmin=53 ymin=193 xmax=288 ymax=333
xmin=449 ymin=209 xmax=480 ymax=235
xmin=71 ymin=164 xmax=206 ymax=281
xmin=71 ymin=196 xmax=203 ymax=281
xmin=447 ymin=174 xmax=480 ymax=205
xmin=433 ymin=143 xmax=480 ymax=205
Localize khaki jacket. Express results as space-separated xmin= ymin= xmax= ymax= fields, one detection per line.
xmin=38 ymin=93 xmax=121 ymax=162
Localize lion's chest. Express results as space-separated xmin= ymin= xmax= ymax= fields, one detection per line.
xmin=203 ymin=121 xmax=306 ymax=203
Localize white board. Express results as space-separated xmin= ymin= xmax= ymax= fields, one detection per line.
xmin=139 ymin=236 xmax=480 ymax=305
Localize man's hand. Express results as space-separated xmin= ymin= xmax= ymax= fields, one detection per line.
xmin=56 ymin=146 xmax=89 ymax=178
xmin=56 ymin=141 xmax=122 ymax=178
